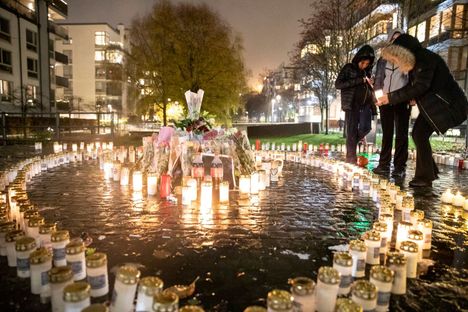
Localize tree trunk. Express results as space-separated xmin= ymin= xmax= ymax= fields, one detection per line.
xmin=325 ymin=99 xmax=329 ymax=135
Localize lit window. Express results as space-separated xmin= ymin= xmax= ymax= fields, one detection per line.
xmin=95 ymin=51 xmax=105 ymax=61
xmin=26 ymin=85 xmax=38 ymax=106
xmin=441 ymin=7 xmax=452 ymax=32
xmin=106 ymin=50 xmax=123 ymax=64
xmin=95 ymin=31 xmax=109 ymax=46
xmin=429 ymin=14 xmax=440 ymax=39
xmin=408 ymin=26 xmax=416 ymax=37
xmin=0 ymin=80 xmax=12 ymax=101
xmin=416 ymin=21 xmax=426 ymax=42
xmin=454 ymin=5 xmax=464 ymax=29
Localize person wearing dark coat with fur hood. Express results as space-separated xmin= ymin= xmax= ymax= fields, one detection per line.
xmin=335 ymin=44 xmax=377 ymax=164
xmin=377 ymin=34 xmax=468 ymax=187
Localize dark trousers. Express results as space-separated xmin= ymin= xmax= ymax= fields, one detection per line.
xmin=345 ymin=106 xmax=372 ymax=163
xmin=378 ymin=104 xmax=411 ymax=170
xmin=412 ymin=114 xmax=439 ymax=181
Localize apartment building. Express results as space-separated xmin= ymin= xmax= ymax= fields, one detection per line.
xmin=0 ymin=0 xmax=69 ymax=113
xmin=55 ymin=23 xmax=131 ymax=115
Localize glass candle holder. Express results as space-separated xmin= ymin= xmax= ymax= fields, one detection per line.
xmin=351 ymin=280 xmax=377 ymax=312
xmin=416 ymin=219 xmax=433 ymax=250
xmin=410 ymin=210 xmax=424 ymax=227
xmin=335 ymin=298 xmax=362 ymax=312
xmin=110 ymin=265 xmax=141 ymax=312
xmin=250 ymin=172 xmax=259 ymax=195
xmin=160 ymin=174 xmax=172 ymax=199
xmin=373 ymin=222 xmax=389 ymax=254
xmin=386 ymin=252 xmax=407 ymax=295
xmin=86 ymin=252 xmax=109 ymax=297
xmin=28 ymin=216 xmax=45 ymax=246
xmin=363 ymin=230 xmax=381 ymax=265
xmin=187 ymin=178 xmax=197 ymax=201
xmin=349 ymin=240 xmax=366 ymax=278
xmin=200 ymin=181 xmax=213 ymax=210
xmin=289 ymin=277 xmax=315 ymax=312
xmin=147 ymin=173 xmax=158 ymax=196
xmin=5 ymin=229 xmax=24 ymax=267
xmin=401 ymin=195 xmax=414 ymax=222
xmin=239 ymin=175 xmax=251 ymax=196
xmin=51 ymin=230 xmax=70 ymax=267
xmin=39 ymin=222 xmax=56 ymax=252
xmin=132 ymin=170 xmax=143 ymax=192
xmin=315 ymin=267 xmax=340 ymax=312
xmin=219 ymin=181 xmax=230 ymax=204
xmin=63 ymin=281 xmax=91 ymax=312
xmin=407 ymin=230 xmax=424 ymax=261
xmin=452 ymin=191 xmax=465 ymax=207
xmin=49 ymin=266 xmax=74 ymax=312
xmin=182 ymin=186 xmax=192 ymax=206
xmin=370 ymin=265 xmax=394 ymax=312
xmin=135 ymin=276 xmax=164 ymax=311
xmin=332 ymin=252 xmax=353 ymax=295
xmin=0 ymin=221 xmax=16 ymax=256
xmin=395 ymin=221 xmax=412 ymax=250
xmin=441 ymin=188 xmax=454 ymax=203
xmin=400 ymin=241 xmax=418 ymax=278
xmin=267 ymin=289 xmax=293 ymax=312
xmin=153 ymin=289 xmax=179 ymax=312
xmin=120 ymin=166 xmax=130 ymax=186
xmin=30 ymin=247 xmax=52 ymax=295
xmin=16 ymin=236 xmax=37 ymax=278
xmin=112 ymin=162 xmax=121 ymax=182
xmin=65 ymin=239 xmax=86 ymax=281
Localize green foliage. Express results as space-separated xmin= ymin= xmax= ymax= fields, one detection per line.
xmin=127 ymin=0 xmax=247 ymax=125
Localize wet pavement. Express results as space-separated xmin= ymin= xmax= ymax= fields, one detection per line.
xmin=0 ymin=148 xmax=467 ymax=311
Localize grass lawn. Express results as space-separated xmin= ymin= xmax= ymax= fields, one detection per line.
xmin=249 ymin=133 xmax=465 ymax=152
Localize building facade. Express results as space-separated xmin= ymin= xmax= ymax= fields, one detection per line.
xmin=55 ymin=23 xmax=131 ymax=115
xmin=0 ymin=0 xmax=69 ymax=113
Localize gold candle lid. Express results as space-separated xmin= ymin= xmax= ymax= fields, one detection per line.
xmin=139 ymin=276 xmax=164 ymax=296
xmin=116 ymin=265 xmax=141 ymax=284
xmin=0 ymin=221 xmax=16 ymax=233
xmin=49 ymin=266 xmax=74 ymax=283
xmin=23 ymin=210 xmax=39 ymax=219
xmin=333 ymin=252 xmax=353 ymax=267
xmin=6 ymin=229 xmax=25 ymax=242
xmin=81 ymin=304 xmax=109 ymax=312
xmin=15 ymin=236 xmax=36 ymax=251
xmin=372 ymin=222 xmax=387 ymax=232
xmin=378 ymin=213 xmax=393 ymax=222
xmin=63 ymin=281 xmax=90 ymax=302
xmin=370 ymin=265 xmax=394 ymax=283
xmin=398 ymin=221 xmax=413 ymax=229
xmin=402 ymin=196 xmax=414 ymax=209
xmin=318 ymin=266 xmax=340 ymax=285
xmin=86 ymin=252 xmax=107 ymax=268
xmin=267 ymin=289 xmax=293 ymax=310
xmin=179 ymin=306 xmax=205 ymax=312
xmin=400 ymin=241 xmax=418 ymax=253
xmin=19 ymin=204 xmax=32 ymax=213
xmin=386 ymin=252 xmax=407 ymax=266
xmin=288 ymin=277 xmax=315 ymax=295
xmin=335 ymin=298 xmax=363 ymax=312
xmin=30 ymin=247 xmax=52 ymax=265
xmin=28 ymin=216 xmax=45 ymax=228
xmin=243 ymin=307 xmax=267 ymax=312
xmin=51 ymin=230 xmax=70 ymax=242
xmin=417 ymin=219 xmax=433 ymax=229
xmin=363 ymin=230 xmax=381 ymax=241
xmin=39 ymin=222 xmax=57 ymax=234
xmin=65 ymin=239 xmax=85 ymax=255
xmin=408 ymin=230 xmax=423 ymax=241
xmin=351 ymin=280 xmax=377 ymax=300
xmin=410 ymin=210 xmax=424 ymax=220
xmin=153 ymin=290 xmax=179 ymax=311
xmin=349 ymin=240 xmax=366 ymax=252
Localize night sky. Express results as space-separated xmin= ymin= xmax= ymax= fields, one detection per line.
xmin=64 ymin=0 xmax=314 ymax=88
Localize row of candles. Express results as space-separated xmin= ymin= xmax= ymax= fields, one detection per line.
xmin=0 ymin=149 xmax=214 ymax=312
xmin=441 ymin=188 xmax=468 ymax=210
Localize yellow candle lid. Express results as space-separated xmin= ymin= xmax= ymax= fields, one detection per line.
xmin=370 ymin=265 xmax=394 ymax=283
xmin=63 ymin=282 xmax=90 ymax=302
xmin=138 ymin=276 xmax=164 ymax=296
xmin=349 ymin=239 xmax=366 ymax=252
xmin=288 ymin=277 xmax=315 ymax=295
xmin=318 ymin=266 xmax=340 ymax=285
xmin=179 ymin=306 xmax=205 ymax=312
xmin=267 ymin=289 xmax=293 ymax=310
xmin=86 ymin=252 xmax=107 ymax=268
xmin=15 ymin=236 xmax=36 ymax=251
xmin=400 ymin=240 xmax=418 ymax=253
xmin=116 ymin=265 xmax=141 ymax=284
xmin=335 ymin=298 xmax=363 ymax=312
xmin=333 ymin=251 xmax=353 ymax=267
xmin=351 ymin=280 xmax=377 ymax=300
xmin=49 ymin=266 xmax=74 ymax=283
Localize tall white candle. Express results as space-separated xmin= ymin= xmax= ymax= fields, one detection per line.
xmin=349 ymin=240 xmax=366 ymax=278
xmin=400 ymin=241 xmax=418 ymax=278
xmin=364 ymin=230 xmax=381 ymax=265
xmin=147 ymin=173 xmax=158 ymax=196
xmin=386 ymin=252 xmax=407 ymax=295
xmin=315 ymin=267 xmax=340 ymax=312
xmin=132 ymin=171 xmax=143 ymax=192
xmin=370 ymin=265 xmax=394 ymax=312
xmin=219 ymin=181 xmax=229 ymax=203
xmin=416 ymin=219 xmax=433 ymax=250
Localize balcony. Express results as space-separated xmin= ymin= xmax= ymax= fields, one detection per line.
xmin=48 ymin=21 xmax=68 ymax=39
xmin=49 ymin=0 xmax=68 ymax=17
xmin=54 ymin=51 xmax=69 ymax=65
xmin=0 ymin=0 xmax=37 ymax=22
xmin=55 ymin=75 xmax=69 ymax=88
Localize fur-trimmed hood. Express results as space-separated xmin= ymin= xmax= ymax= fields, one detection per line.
xmin=381 ymin=34 xmax=421 ymax=73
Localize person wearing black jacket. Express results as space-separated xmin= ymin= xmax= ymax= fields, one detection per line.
xmin=377 ymin=34 xmax=468 ymax=187
xmin=336 ymin=45 xmax=377 ymax=164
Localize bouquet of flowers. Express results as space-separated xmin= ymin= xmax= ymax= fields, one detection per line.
xmin=228 ymin=130 xmax=255 ymax=176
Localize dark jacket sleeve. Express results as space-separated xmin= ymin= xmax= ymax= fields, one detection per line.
xmin=373 ymin=58 xmax=386 ymax=90
xmin=335 ymin=64 xmax=364 ymax=90
xmin=388 ymin=59 xmax=435 ymax=105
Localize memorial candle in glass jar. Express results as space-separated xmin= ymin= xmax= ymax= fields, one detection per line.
xmin=267 ymin=289 xmax=293 ymax=312
xmin=289 ymin=277 xmax=315 ymax=312
xmin=120 ymin=166 xmax=130 ymax=186
xmin=373 ymin=222 xmax=389 ymax=254
xmin=363 ymin=230 xmax=381 ymax=265
xmin=153 ymin=289 xmax=179 ymax=312
xmin=50 ymin=266 xmax=74 ymax=312
xmin=401 ymin=196 xmax=414 ymax=222
xmin=351 ymin=280 xmax=377 ymax=312
xmin=416 ymin=219 xmax=433 ymax=250
xmin=0 ymin=221 xmax=15 ymax=256
xmin=29 ymin=247 xmax=52 ymax=295
xmin=39 ymin=222 xmax=56 ymax=252
xmin=395 ymin=221 xmax=412 ymax=250
xmin=315 ymin=266 xmax=340 ymax=312
xmin=86 ymin=252 xmax=109 ymax=297
xmin=335 ymin=298 xmax=362 ymax=312
xmin=400 ymin=241 xmax=418 ymax=278
xmin=5 ymin=229 xmax=24 ymax=267
xmin=410 ymin=210 xmax=424 ymax=227
xmin=333 ymin=252 xmax=353 ymax=295
xmin=52 ymin=230 xmax=70 ymax=267
xmin=16 ymin=236 xmax=36 ymax=278
xmin=370 ymin=265 xmax=394 ymax=312
xmin=63 ymin=281 xmax=91 ymax=312
xmin=386 ymin=252 xmax=407 ymax=295
xmin=135 ymin=276 xmax=163 ymax=311
xmin=110 ymin=265 xmax=141 ymax=312
xmin=147 ymin=173 xmax=158 ymax=196
xmin=407 ymin=230 xmax=424 ymax=261
xmin=28 ymin=216 xmax=45 ymax=246
xmin=349 ymin=240 xmax=366 ymax=278
xmin=65 ymin=239 xmax=86 ymax=281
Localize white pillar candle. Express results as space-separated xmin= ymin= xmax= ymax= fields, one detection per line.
xmin=416 ymin=219 xmax=433 ymax=250
xmin=50 ymin=266 xmax=74 ymax=312
xmin=396 ymin=221 xmax=412 ymax=250
xmin=30 ymin=247 xmax=52 ymax=295
xmin=290 ymin=277 xmax=315 ymax=312
xmin=351 ymin=280 xmax=377 ymax=312
xmin=395 ymin=191 xmax=404 ymax=210
xmin=315 ymin=267 xmax=340 ymax=312
xmin=373 ymin=222 xmax=389 ymax=255
xmin=364 ymin=230 xmax=381 ymax=265
xmin=410 ymin=210 xmax=424 ymax=227
xmin=378 ymin=214 xmax=394 ymax=241
xmin=0 ymin=222 xmax=15 ymax=256
xmin=63 ymin=282 xmax=91 ymax=312
xmin=5 ymin=229 xmax=24 ymax=267
xmin=400 ymin=241 xmax=418 ymax=278
xmin=15 ymin=236 xmax=37 ymax=278
xmin=132 ymin=170 xmax=143 ymax=192
xmin=219 ymin=181 xmax=229 ymax=204
xmin=187 ymin=178 xmax=198 ymax=201
xmin=51 ymin=230 xmax=70 ymax=267
xmin=120 ymin=166 xmax=130 ymax=186
xmin=250 ymin=172 xmax=259 ymax=195
xmin=370 ymin=265 xmax=394 ymax=312
xmin=258 ymin=170 xmax=266 ymax=191
xmin=147 ymin=173 xmax=158 ymax=196
xmin=239 ymin=175 xmax=251 ymax=196
xmin=86 ymin=252 xmax=109 ymax=297
xmin=386 ymin=252 xmax=407 ymax=295
xmin=72 ymin=144 xmax=78 ymax=152
xmin=407 ymin=230 xmax=424 ymax=261
xmin=110 ymin=266 xmax=141 ymax=312
xmin=112 ymin=162 xmax=121 ymax=182
xmin=135 ymin=276 xmax=164 ymax=312
xmin=28 ymin=216 xmax=44 ymax=247
xmin=182 ymin=186 xmax=192 ymax=206
xmin=332 ymin=252 xmax=353 ymax=295
xmin=441 ymin=189 xmax=454 ymax=203
xmin=401 ymin=195 xmax=414 ymax=222
xmin=65 ymin=240 xmax=86 ymax=281
xmin=349 ymin=240 xmax=366 ymax=278
xmin=452 ymin=191 xmax=465 ymax=207
xmin=200 ymin=181 xmax=213 ymax=210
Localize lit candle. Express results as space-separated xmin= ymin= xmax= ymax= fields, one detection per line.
xmin=112 ymin=162 xmax=121 ymax=182
xmin=373 ymin=222 xmax=389 ymax=255
xmin=363 ymin=230 xmax=381 ymax=265
xmin=409 ymin=210 xmax=424 ymax=226
xmin=239 ymin=175 xmax=250 ymax=197
xmin=250 ymin=172 xmax=259 ymax=195
xmin=103 ymin=162 xmax=113 ymax=180
xmin=200 ymin=181 xmax=213 ymax=209
xmin=378 ymin=213 xmax=394 ymax=240
xmin=219 ymin=181 xmax=229 ymax=204
xmin=400 ymin=241 xmax=418 ymax=278
xmin=452 ymin=191 xmax=465 ymax=207
xmin=290 ymin=277 xmax=315 ymax=312
xmin=111 ymin=266 xmax=140 ymax=312
xmin=351 ymin=280 xmax=377 ymax=312
xmin=147 ymin=173 xmax=158 ymax=196
xmin=416 ymin=219 xmax=433 ymax=250
xmin=333 ymin=252 xmax=353 ymax=295
xmin=401 ymin=195 xmax=414 ymax=222
xmin=30 ymin=247 xmax=52 ymax=295
xmin=132 ymin=171 xmax=143 ymax=192
xmin=369 ymin=265 xmax=394 ymax=312
xmin=441 ymin=189 xmax=454 ymax=203
xmin=315 ymin=267 xmax=340 ymax=312
xmin=464 ymin=198 xmax=468 ymax=211
xmin=395 ymin=221 xmax=412 ymax=250
xmin=72 ymin=144 xmax=78 ymax=152
xmin=182 ymin=186 xmax=192 ymax=206
xmin=258 ymin=170 xmax=266 ymax=191
xmin=187 ymin=178 xmax=197 ymax=201
xmin=386 ymin=251 xmax=407 ymax=295
xmin=135 ymin=276 xmax=163 ymax=312
xmin=349 ymin=240 xmax=366 ymax=278
xmin=407 ymin=230 xmax=424 ymax=261
xmin=159 ymin=174 xmax=171 ymax=199
xmin=395 ymin=190 xmax=404 ymax=210
xmin=120 ymin=166 xmax=130 ymax=186
xmin=375 ymin=89 xmax=384 ymax=99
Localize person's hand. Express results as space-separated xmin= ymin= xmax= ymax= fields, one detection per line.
xmin=376 ymin=94 xmax=389 ymax=106
xmin=410 ymin=99 xmax=417 ymax=106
